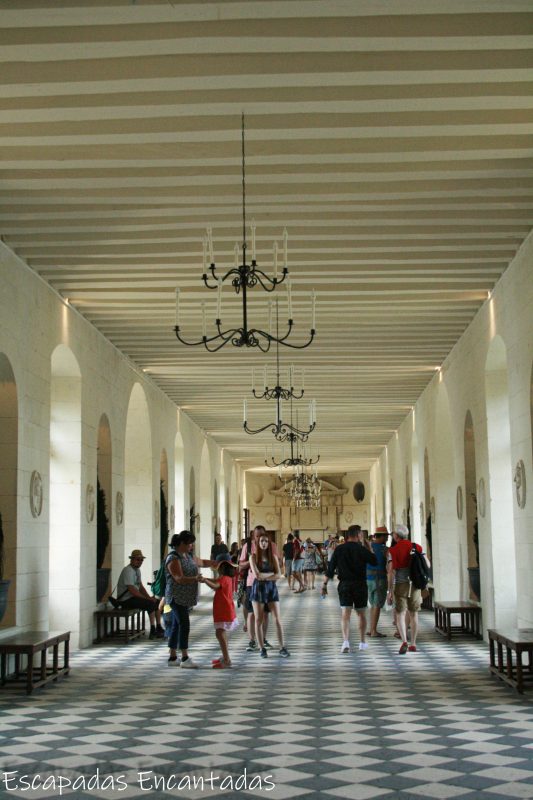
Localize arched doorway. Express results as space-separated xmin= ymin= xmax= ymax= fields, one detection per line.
xmin=0 ymin=353 xmax=18 ymax=629
xmin=174 ymin=431 xmax=185 ymax=532
xmin=464 ymin=411 xmax=479 ymax=601
xmin=49 ymin=345 xmax=81 ymax=637
xmin=411 ymin=421 xmax=422 ymax=543
xmin=124 ymin=383 xmax=152 ymax=572
xmin=96 ymin=414 xmax=112 ymax=602
xmin=160 ymin=449 xmax=169 ymax=561
xmin=199 ymin=442 xmax=212 ymax=557
xmin=434 ymin=381 xmax=460 ymax=598
xmin=423 ymin=449 xmax=432 ymax=565
xmin=485 ymin=336 xmax=517 ymax=627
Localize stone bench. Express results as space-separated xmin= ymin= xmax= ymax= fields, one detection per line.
xmin=488 ymin=628 xmax=533 ymax=694
xmin=0 ymin=630 xmax=70 ymax=694
xmin=94 ymin=608 xmax=146 ymax=645
xmin=434 ymin=601 xmax=482 ymax=640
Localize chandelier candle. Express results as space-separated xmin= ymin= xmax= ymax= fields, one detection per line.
xmin=175 ymin=288 xmax=180 ymax=326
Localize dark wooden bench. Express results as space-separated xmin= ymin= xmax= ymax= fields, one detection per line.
xmin=94 ymin=608 xmax=146 ymax=644
xmin=0 ymin=630 xmax=70 ymax=694
xmin=488 ymin=628 xmax=533 ymax=694
xmin=434 ymin=601 xmax=482 ymax=640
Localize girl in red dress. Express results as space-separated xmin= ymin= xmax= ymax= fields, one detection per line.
xmin=200 ymin=554 xmax=239 ymax=668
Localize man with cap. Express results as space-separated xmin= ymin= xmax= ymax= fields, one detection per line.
xmin=321 ymin=524 xmax=377 ymax=653
xmin=116 ymin=549 xmax=163 ymax=639
xmin=367 ymin=526 xmax=390 ymax=638
xmin=387 ymin=524 xmax=430 ymax=654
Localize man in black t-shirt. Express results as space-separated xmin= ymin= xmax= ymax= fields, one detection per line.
xmin=282 ymin=533 xmax=294 ymax=588
xmin=322 ymin=525 xmax=377 ymax=653
xmin=210 ymin=533 xmax=229 ymax=560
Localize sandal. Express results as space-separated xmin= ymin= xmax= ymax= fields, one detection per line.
xmin=370 ymin=632 xmax=387 ymax=638
xmin=394 ymin=632 xmax=402 ymax=639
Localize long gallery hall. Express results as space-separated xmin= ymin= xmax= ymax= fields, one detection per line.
xmin=0 ymin=2 xmax=532 ymax=799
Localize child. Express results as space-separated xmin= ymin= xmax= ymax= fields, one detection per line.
xmin=200 ymin=553 xmax=239 ymax=668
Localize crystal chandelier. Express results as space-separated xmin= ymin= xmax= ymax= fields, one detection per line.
xmin=174 ymin=114 xmax=316 ymax=352
xmin=285 ymin=468 xmax=322 ymax=509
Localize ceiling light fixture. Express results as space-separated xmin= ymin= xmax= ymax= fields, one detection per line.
xmin=174 ymin=114 xmax=316 ymax=352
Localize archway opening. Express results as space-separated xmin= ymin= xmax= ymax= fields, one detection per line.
xmin=423 ymin=449 xmax=432 ymax=565
xmin=174 ymin=431 xmax=185 ymax=533
xmin=0 ymin=354 xmax=18 ymax=629
xmin=96 ymin=413 xmax=112 ymax=602
xmin=49 ymin=345 xmax=81 ymax=636
xmin=199 ymin=442 xmax=212 ymax=557
xmin=485 ymin=336 xmax=517 ymax=627
xmin=464 ymin=411 xmax=479 ymax=601
xmin=124 ymin=384 xmax=152 ymax=573
xmin=160 ymin=449 xmax=169 ymax=561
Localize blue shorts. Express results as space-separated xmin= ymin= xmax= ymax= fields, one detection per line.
xmin=292 ymin=558 xmax=304 ymax=572
xmin=250 ymin=580 xmax=279 ymax=605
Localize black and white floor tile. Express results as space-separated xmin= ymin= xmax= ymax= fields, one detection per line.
xmin=1 ymin=584 xmax=532 ymax=800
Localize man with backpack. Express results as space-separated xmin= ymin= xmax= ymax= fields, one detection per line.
xmin=387 ymin=524 xmax=430 ymax=654
xmin=116 ymin=549 xmax=164 ymax=639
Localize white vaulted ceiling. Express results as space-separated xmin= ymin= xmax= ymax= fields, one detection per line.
xmin=1 ymin=1 xmax=533 ymax=471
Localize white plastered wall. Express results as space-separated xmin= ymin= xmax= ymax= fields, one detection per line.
xmin=371 ymin=229 xmax=533 ymax=632
xmin=0 ymin=241 xmax=237 ymax=648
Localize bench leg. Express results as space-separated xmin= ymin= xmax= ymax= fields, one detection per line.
xmin=516 ymin=650 xmax=524 ymax=693
xmin=53 ymin=643 xmax=59 ymax=679
xmin=26 ymin=654 xmax=34 ymax=695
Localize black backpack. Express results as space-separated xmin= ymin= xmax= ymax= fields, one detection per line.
xmin=409 ymin=545 xmax=430 ymax=590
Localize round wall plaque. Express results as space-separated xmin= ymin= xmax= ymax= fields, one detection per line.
xmin=514 ymin=460 xmax=526 ymax=509
xmin=477 ymin=478 xmax=486 ymax=518
xmin=344 ymin=510 xmax=354 ymax=524
xmin=456 ymin=486 xmax=463 ymax=520
xmin=353 ymin=481 xmax=365 ymax=503
xmin=86 ymin=483 xmax=95 ymax=523
xmin=115 ymin=491 xmax=124 ymax=525
xmin=30 ymin=470 xmax=43 ymax=518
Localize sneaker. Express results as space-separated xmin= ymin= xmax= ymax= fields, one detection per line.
xmin=259 ymin=647 xmax=268 ymax=658
xmin=359 ymin=642 xmax=369 ymax=651
xmin=279 ymin=647 xmax=290 ymax=658
xmin=341 ymin=641 xmax=350 ymax=654
xmin=180 ymin=657 xmax=198 ymax=669
xmin=263 ymin=639 xmax=273 ymax=649
xmin=408 ymin=644 xmax=417 ymax=652
xmin=399 ymin=641 xmax=408 ymax=655
xmin=246 ymin=640 xmax=257 ymax=652
xmin=167 ymin=655 xmax=179 ymax=666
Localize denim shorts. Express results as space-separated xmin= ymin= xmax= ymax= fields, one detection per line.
xmin=250 ymin=580 xmax=279 ymax=605
xmin=367 ymin=577 xmax=387 ymax=608
xmin=292 ymin=558 xmax=304 ymax=572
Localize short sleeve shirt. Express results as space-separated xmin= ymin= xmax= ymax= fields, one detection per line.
xmin=117 ymin=564 xmax=141 ymax=601
xmin=213 ymin=575 xmax=236 ymax=624
xmin=390 ymin=539 xmax=423 ymax=584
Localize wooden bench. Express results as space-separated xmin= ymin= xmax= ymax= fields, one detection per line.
xmin=0 ymin=630 xmax=70 ymax=694
xmin=488 ymin=628 xmax=533 ymax=694
xmin=94 ymin=608 xmax=146 ymax=644
xmin=434 ymin=601 xmax=482 ymax=640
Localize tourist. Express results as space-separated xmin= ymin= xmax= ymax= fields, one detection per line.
xmin=303 ymin=537 xmax=318 ymax=589
xmin=199 ymin=553 xmax=239 ymax=669
xmin=210 ymin=532 xmax=229 ymax=560
xmin=282 ymin=532 xmax=294 ymax=588
xmin=367 ymin=526 xmax=389 ymax=637
xmin=249 ymin=532 xmax=290 ymax=659
xmin=116 ymin=550 xmax=163 ymax=639
xmin=387 ymin=524 xmax=430 ymax=654
xmin=291 ymin=531 xmax=305 ymax=592
xmin=321 ymin=525 xmax=377 ymax=653
xmin=165 ymin=530 xmax=218 ymax=668
xmin=238 ymin=526 xmax=277 ymax=652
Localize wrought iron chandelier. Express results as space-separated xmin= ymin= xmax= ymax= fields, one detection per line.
xmin=243 ymin=393 xmax=316 ymax=442
xmin=265 ymin=435 xmax=320 ymax=470
xmin=174 ymin=114 xmax=316 ymax=352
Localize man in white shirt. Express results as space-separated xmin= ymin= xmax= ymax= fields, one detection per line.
xmin=116 ymin=549 xmax=163 ymax=639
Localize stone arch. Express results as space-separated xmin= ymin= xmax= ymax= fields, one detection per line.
xmin=96 ymin=413 xmax=112 ymax=602
xmin=434 ymin=381 xmax=460 ymax=598
xmin=464 ymin=411 xmax=479 ymax=601
xmin=198 ymin=441 xmax=212 ymax=557
xmin=410 ymin=420 xmax=422 ymax=543
xmin=160 ymin=448 xmax=169 ymax=561
xmin=0 ymin=353 xmax=18 ymax=629
xmin=423 ymin=448 xmax=432 ymax=561
xmin=49 ymin=344 xmax=82 ymax=637
xmin=485 ymin=335 xmax=517 ymax=627
xmin=124 ymin=383 xmax=153 ymax=573
xmin=174 ymin=430 xmax=185 ymax=532
xmin=189 ymin=465 xmax=196 ymax=535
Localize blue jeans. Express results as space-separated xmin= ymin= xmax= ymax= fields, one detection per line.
xmin=169 ymin=602 xmax=190 ymax=651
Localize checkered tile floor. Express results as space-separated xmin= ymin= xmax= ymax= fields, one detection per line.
xmin=1 ymin=583 xmax=533 ymax=800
